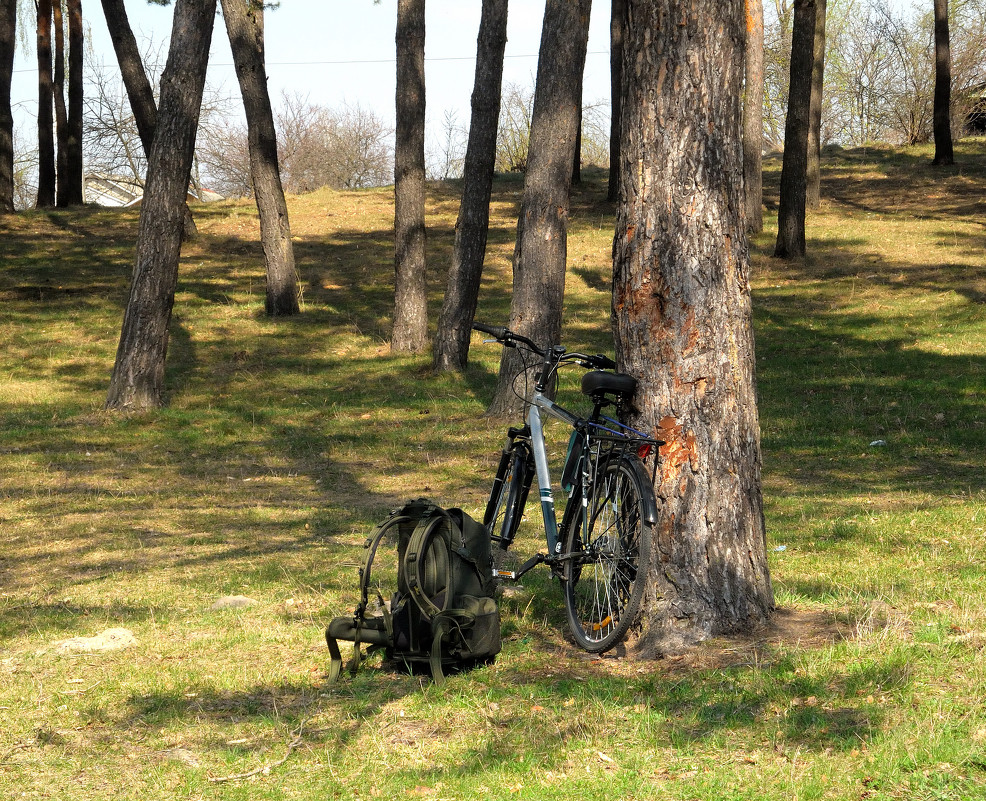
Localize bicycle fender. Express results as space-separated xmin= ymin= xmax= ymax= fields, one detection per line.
xmin=625 ymin=456 xmax=660 ymax=525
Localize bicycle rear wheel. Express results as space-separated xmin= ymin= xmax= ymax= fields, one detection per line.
xmin=563 ymin=456 xmax=653 ymax=652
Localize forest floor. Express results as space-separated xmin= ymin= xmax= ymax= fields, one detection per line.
xmin=1 ymin=141 xmax=984 ymax=800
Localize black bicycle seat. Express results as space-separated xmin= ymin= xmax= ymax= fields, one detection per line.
xmin=581 ymin=371 xmax=637 ymax=400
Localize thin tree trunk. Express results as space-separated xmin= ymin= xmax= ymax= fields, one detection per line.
xmin=743 ymin=0 xmax=764 ymax=231
xmin=53 ymin=0 xmax=69 ymax=207
xmin=433 ymin=0 xmax=509 ymax=372
xmin=806 ymin=0 xmax=826 ymax=210
xmin=486 ymin=0 xmax=592 ymax=418
xmin=106 ymin=0 xmax=216 ymax=411
xmin=100 ymin=0 xmax=197 ymax=238
xmin=607 ymin=0 xmax=625 ymax=202
xmin=614 ymin=0 xmax=773 ymax=655
xmin=0 ymin=0 xmax=14 ymax=214
xmin=221 ymin=0 xmax=299 ymax=316
xmin=572 ymin=103 xmax=582 ymax=186
xmin=36 ymin=0 xmax=57 ymax=208
xmin=64 ymin=0 xmax=84 ymax=205
xmin=932 ymin=0 xmax=953 ymax=166
xmin=101 ymin=0 xmax=157 ymax=151
xmin=392 ymin=0 xmax=428 ymax=352
xmin=774 ymin=0 xmax=816 ymax=259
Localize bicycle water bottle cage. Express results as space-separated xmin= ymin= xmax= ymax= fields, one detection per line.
xmin=581 ymin=371 xmax=637 ymax=403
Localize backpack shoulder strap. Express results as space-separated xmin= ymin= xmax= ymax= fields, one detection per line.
xmin=402 ymin=504 xmax=454 ymax=620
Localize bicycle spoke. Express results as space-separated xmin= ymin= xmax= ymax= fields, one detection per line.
xmin=564 ymin=458 xmax=653 ymax=652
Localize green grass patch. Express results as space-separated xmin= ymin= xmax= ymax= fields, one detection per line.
xmin=1 ymin=150 xmax=984 ymax=799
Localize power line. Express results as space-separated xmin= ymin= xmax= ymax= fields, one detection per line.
xmin=12 ymin=50 xmax=608 ymax=75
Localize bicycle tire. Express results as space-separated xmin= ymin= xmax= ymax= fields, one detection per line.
xmin=483 ymin=444 xmax=530 ymax=552
xmin=562 ymin=456 xmax=653 ymax=652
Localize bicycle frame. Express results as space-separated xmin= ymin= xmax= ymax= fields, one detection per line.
xmin=525 ymin=388 xmax=579 ymax=557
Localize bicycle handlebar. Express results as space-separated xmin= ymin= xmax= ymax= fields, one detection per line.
xmin=473 ymin=322 xmax=617 ymax=371
xmin=472 ymin=322 xmax=543 ymax=355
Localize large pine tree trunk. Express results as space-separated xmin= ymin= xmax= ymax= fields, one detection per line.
xmin=64 ymin=0 xmax=84 ymax=205
xmin=36 ymin=0 xmax=57 ymax=209
xmin=774 ymin=0 xmax=816 ymax=259
xmin=433 ymin=0 xmax=508 ymax=372
xmin=100 ymin=0 xmax=197 ymax=239
xmin=392 ymin=0 xmax=428 ymax=353
xmin=0 ymin=0 xmax=15 ymax=213
xmin=742 ymin=0 xmax=764 ymax=232
xmin=613 ymin=0 xmax=773 ymax=655
xmin=806 ymin=0 xmax=826 ymax=210
xmin=931 ymin=0 xmax=954 ymax=166
xmin=221 ymin=0 xmax=299 ymax=316
xmin=607 ymin=0 xmax=625 ymax=203
xmin=486 ymin=0 xmax=592 ymax=418
xmin=105 ymin=0 xmax=216 ymax=411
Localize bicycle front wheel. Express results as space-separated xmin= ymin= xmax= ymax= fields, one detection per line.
xmin=483 ymin=444 xmax=530 ymax=552
xmin=563 ymin=457 xmax=653 ymax=652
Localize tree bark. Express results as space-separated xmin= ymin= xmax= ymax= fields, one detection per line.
xmin=742 ymin=0 xmax=764 ymax=231
xmin=100 ymin=0 xmax=198 ymax=238
xmin=486 ymin=0 xmax=592 ymax=418
xmin=607 ymin=0 xmax=625 ymax=202
xmin=806 ymin=0 xmax=826 ymax=210
xmin=433 ymin=0 xmax=508 ymax=372
xmin=36 ymin=0 xmax=57 ymax=208
xmin=221 ymin=0 xmax=299 ymax=316
xmin=53 ymin=0 xmax=69 ymax=207
xmin=0 ymin=0 xmax=15 ymax=213
xmin=392 ymin=0 xmax=428 ymax=353
xmin=613 ymin=0 xmax=773 ymax=655
xmin=932 ymin=0 xmax=953 ymax=166
xmin=64 ymin=0 xmax=84 ymax=205
xmin=106 ymin=0 xmax=217 ymax=411
xmin=774 ymin=0 xmax=816 ymax=259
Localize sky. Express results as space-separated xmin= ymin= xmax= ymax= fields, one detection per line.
xmin=10 ymin=1 xmax=614 ymax=164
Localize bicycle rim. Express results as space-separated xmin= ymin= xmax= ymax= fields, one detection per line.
xmin=563 ymin=458 xmax=652 ymax=652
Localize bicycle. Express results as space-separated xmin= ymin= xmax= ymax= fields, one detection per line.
xmin=474 ymin=323 xmax=663 ymax=653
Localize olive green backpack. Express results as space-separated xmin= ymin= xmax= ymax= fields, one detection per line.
xmin=325 ymin=499 xmax=501 ymax=685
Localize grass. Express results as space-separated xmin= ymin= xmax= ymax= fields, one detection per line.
xmin=1 ymin=144 xmax=985 ymax=800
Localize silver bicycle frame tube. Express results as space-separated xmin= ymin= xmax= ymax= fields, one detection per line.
xmin=527 ymin=390 xmax=580 ymax=555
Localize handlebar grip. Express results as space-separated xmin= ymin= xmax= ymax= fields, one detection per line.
xmin=594 ymin=354 xmax=617 ymax=370
xmin=473 ymin=322 xmax=509 ymax=340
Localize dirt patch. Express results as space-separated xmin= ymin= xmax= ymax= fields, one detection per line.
xmin=564 ymin=607 xmax=850 ymax=679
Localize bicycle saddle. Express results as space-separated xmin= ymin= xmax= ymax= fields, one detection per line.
xmin=581 ymin=371 xmax=637 ymax=401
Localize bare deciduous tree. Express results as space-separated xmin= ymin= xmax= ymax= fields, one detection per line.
xmin=495 ymin=82 xmax=534 ymax=173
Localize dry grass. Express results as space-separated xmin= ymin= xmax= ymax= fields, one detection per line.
xmin=1 ymin=147 xmax=985 ymax=799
